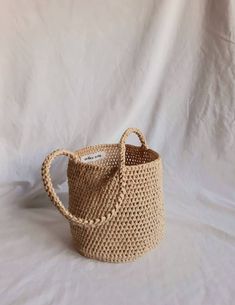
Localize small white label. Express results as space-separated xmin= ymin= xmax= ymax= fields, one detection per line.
xmin=81 ymin=151 xmax=106 ymax=163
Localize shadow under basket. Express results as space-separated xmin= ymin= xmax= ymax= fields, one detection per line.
xmin=41 ymin=128 xmax=165 ymax=262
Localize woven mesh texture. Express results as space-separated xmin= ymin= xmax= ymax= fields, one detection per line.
xmin=41 ymin=128 xmax=165 ymax=262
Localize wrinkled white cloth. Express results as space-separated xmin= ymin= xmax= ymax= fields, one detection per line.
xmin=0 ymin=1 xmax=234 ymax=304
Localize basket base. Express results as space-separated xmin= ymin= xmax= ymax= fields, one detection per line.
xmin=73 ymin=237 xmax=164 ymax=263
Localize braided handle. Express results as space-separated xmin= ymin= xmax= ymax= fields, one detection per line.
xmin=120 ymin=127 xmax=148 ymax=165
xmin=41 ymin=128 xmax=148 ymax=228
xmin=41 ymin=149 xmax=126 ymax=228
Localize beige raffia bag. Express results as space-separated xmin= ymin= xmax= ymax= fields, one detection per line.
xmin=41 ymin=128 xmax=165 ymax=262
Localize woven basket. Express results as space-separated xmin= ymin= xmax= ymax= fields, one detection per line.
xmin=41 ymin=128 xmax=165 ymax=262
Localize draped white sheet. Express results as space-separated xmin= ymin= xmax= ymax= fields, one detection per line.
xmin=0 ymin=1 xmax=234 ymax=304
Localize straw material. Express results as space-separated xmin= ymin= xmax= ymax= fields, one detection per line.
xmin=41 ymin=128 xmax=165 ymax=262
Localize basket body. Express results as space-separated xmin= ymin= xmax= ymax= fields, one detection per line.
xmin=67 ymin=144 xmax=164 ymax=262
xmin=41 ymin=128 xmax=165 ymax=263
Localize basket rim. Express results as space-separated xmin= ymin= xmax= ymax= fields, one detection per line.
xmin=70 ymin=143 xmax=161 ymax=170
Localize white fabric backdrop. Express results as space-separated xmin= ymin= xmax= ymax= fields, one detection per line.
xmin=0 ymin=0 xmax=235 ymax=304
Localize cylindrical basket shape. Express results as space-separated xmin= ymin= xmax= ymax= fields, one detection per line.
xmin=41 ymin=128 xmax=165 ymax=262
